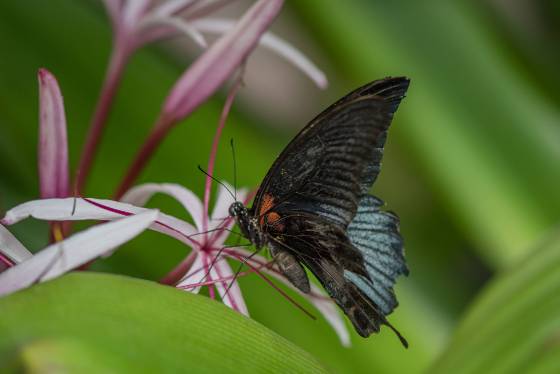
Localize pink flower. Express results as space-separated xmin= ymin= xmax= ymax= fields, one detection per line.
xmin=0 ymin=187 xmax=350 ymax=345
xmin=80 ymin=0 xmax=327 ymax=194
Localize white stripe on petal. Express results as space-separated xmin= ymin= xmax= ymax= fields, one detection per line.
xmin=192 ymin=18 xmax=328 ymax=89
xmin=0 ymin=210 xmax=158 ymax=297
xmin=0 ymin=225 xmax=33 ymax=264
xmin=121 ymin=183 xmax=205 ymax=230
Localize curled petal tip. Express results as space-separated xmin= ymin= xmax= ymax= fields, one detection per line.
xmin=38 ymin=68 xmax=70 ymax=199
xmin=163 ymin=0 xmax=284 ymax=122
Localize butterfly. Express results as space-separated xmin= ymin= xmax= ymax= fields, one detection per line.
xmin=229 ymin=77 xmax=410 ymax=347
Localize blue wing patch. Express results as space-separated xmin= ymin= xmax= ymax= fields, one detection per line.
xmin=344 ymin=195 xmax=408 ymax=316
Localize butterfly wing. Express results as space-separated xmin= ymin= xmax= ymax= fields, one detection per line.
xmin=252 ymin=77 xmax=409 ymax=227
xmin=253 ymin=77 xmax=410 ymax=344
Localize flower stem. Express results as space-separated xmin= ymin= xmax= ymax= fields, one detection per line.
xmin=202 ymin=73 xmax=244 ymax=233
xmin=114 ymin=114 xmax=174 ymax=199
xmin=76 ymin=45 xmax=129 ymax=194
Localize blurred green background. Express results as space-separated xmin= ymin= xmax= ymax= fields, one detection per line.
xmin=0 ymin=1 xmax=559 ymax=373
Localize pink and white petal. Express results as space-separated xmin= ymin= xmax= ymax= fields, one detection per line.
xmin=192 ymin=18 xmax=328 ymax=88
xmin=121 ymin=183 xmax=204 ymax=230
xmin=0 ymin=210 xmax=158 ymax=297
xmin=139 ymin=15 xmax=207 ymax=48
xmin=152 ymin=0 xmax=197 ymax=17
xmin=176 ymin=253 xmax=206 ymax=293
xmin=1 ymin=198 xmax=198 ymax=248
xmin=122 ymin=0 xmax=151 ymax=29
xmin=226 ymin=246 xmax=350 ymax=345
xmin=212 ymin=258 xmax=249 ymax=316
xmin=38 ymin=69 xmax=69 ymax=199
xmin=163 ymin=0 xmax=284 ymax=121
xmin=0 ymin=225 xmax=33 ymax=264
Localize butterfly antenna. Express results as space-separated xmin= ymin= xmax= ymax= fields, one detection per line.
xmin=230 ymin=138 xmax=238 ymax=201
xmin=197 ymin=165 xmax=236 ymax=201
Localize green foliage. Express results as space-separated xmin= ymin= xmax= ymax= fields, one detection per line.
xmin=0 ymin=273 xmax=327 ymax=373
xmin=431 ymin=230 xmax=560 ymax=373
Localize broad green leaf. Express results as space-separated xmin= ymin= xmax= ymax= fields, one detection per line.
xmin=0 ymin=272 xmax=328 ymax=373
xmin=430 ymin=230 xmax=560 ymax=373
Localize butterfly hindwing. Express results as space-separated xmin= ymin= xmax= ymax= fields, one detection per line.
xmin=345 ymin=195 xmax=408 ymax=316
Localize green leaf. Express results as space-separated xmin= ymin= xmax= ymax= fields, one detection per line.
xmin=0 ymin=272 xmax=328 ymax=373
xmin=430 ymin=230 xmax=560 ymax=373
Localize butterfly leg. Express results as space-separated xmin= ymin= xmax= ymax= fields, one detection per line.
xmin=269 ymin=241 xmax=310 ymax=294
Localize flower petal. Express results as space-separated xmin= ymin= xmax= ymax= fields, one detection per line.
xmin=227 ymin=247 xmax=350 ymax=345
xmin=163 ymin=0 xmax=284 ymax=121
xmin=212 ymin=258 xmax=249 ymax=316
xmin=192 ymin=18 xmax=328 ymax=88
xmin=122 ymin=0 xmax=151 ymax=28
xmin=38 ymin=68 xmax=69 ymax=199
xmin=152 ymin=0 xmax=197 ymax=18
xmin=121 ymin=183 xmax=205 ymax=230
xmin=139 ymin=15 xmax=207 ymax=48
xmin=176 ymin=253 xmax=206 ymax=293
xmin=0 ymin=225 xmax=33 ymax=264
xmin=1 ymin=198 xmax=198 ymax=249
xmin=0 ymin=210 xmax=158 ymax=297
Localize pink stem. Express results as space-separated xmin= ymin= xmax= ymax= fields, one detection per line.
xmin=77 ymin=43 xmax=130 ymax=194
xmin=160 ymin=250 xmax=198 ymax=285
xmin=114 ymin=115 xmax=173 ymax=199
xmin=202 ymin=75 xmax=244 ymax=233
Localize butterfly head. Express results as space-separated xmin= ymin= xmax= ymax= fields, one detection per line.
xmin=229 ymin=201 xmax=265 ymax=248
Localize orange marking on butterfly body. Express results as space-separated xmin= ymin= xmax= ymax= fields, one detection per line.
xmin=259 ymin=194 xmax=285 ymax=231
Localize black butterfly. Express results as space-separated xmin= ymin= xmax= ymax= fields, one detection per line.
xmin=229 ymin=77 xmax=410 ymax=347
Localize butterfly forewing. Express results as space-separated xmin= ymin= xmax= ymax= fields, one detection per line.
xmin=235 ymin=77 xmax=410 ymax=346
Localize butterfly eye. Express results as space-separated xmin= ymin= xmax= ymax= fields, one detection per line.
xmin=229 ymin=202 xmax=245 ymax=218
xmin=228 ymin=204 xmax=237 ymax=217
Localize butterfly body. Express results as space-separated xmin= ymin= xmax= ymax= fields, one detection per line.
xmin=230 ymin=77 xmax=410 ymax=346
